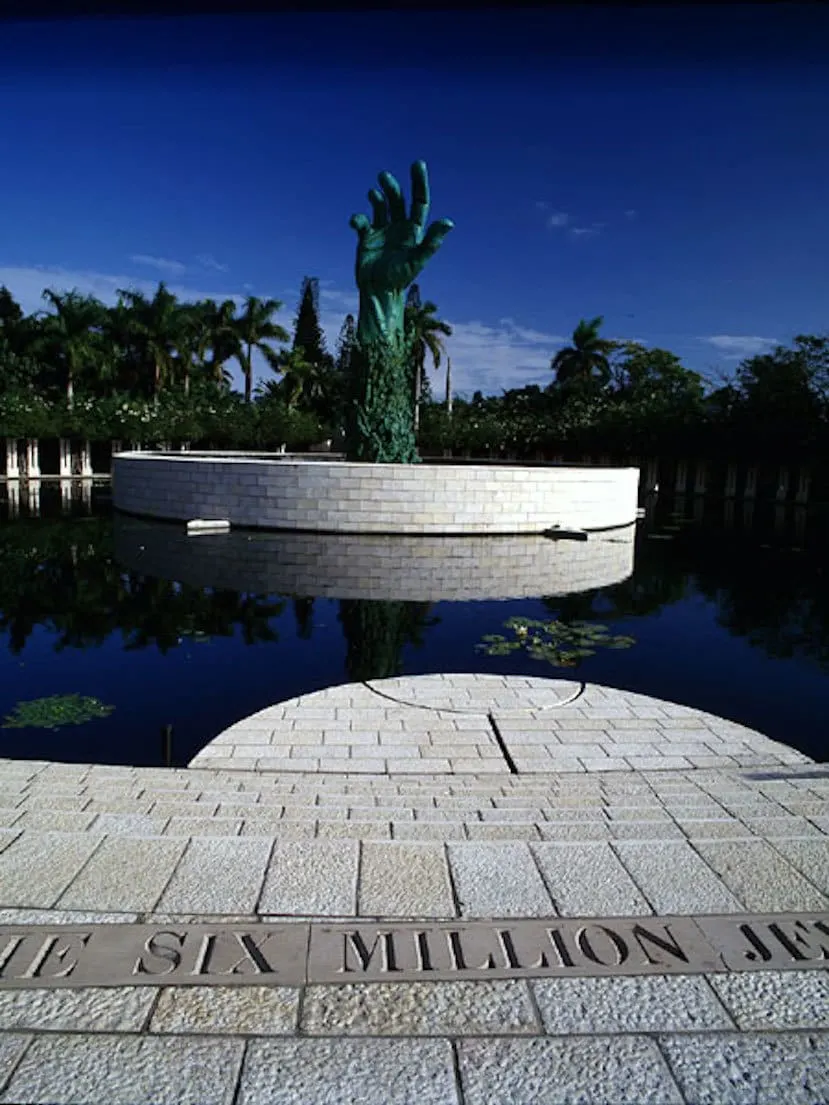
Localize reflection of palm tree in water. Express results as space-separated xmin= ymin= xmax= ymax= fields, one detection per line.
xmin=338 ymin=599 xmax=438 ymax=682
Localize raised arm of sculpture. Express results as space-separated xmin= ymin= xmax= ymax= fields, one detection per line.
xmin=344 ymin=161 xmax=453 ymax=463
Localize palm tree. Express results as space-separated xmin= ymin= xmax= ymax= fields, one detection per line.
xmin=234 ymin=296 xmax=290 ymax=403
xmin=404 ymin=289 xmax=452 ymax=430
xmin=37 ymin=289 xmax=108 ymax=406
xmin=550 ymin=316 xmax=616 ymax=391
xmin=115 ymin=283 xmax=182 ymax=401
xmin=194 ymin=298 xmax=239 ymax=387
xmin=175 ymin=302 xmax=215 ymax=397
xmin=258 ymin=346 xmax=327 ymax=410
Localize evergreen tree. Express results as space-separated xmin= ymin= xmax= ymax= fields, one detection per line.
xmin=335 ymin=313 xmax=356 ymax=376
xmin=292 ymin=277 xmax=332 ymax=371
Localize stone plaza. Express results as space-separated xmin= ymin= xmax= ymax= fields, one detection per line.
xmin=0 ymin=674 xmax=827 ymax=1103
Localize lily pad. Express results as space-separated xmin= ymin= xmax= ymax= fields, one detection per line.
xmin=477 ymin=617 xmax=636 ymax=670
xmin=2 ymin=694 xmax=115 ymax=730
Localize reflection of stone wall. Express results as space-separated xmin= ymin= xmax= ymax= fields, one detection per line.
xmin=113 ymin=515 xmax=636 ymax=601
xmin=112 ymin=453 xmax=639 ymax=534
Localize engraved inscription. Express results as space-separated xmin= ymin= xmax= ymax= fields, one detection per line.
xmin=697 ymin=914 xmax=829 ymax=972
xmin=0 ymin=913 xmax=825 ymax=990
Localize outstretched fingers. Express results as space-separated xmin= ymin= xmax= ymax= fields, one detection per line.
xmin=368 ymin=188 xmax=388 ymax=229
xmin=378 ymin=171 xmax=406 ymax=223
xmin=409 ymin=160 xmax=430 ymax=229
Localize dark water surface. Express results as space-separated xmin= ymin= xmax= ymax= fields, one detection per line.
xmin=1 ymin=482 xmax=828 ymax=767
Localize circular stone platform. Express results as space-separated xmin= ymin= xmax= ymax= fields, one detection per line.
xmin=112 ymin=452 xmax=639 ymax=534
xmin=189 ymin=674 xmax=813 ymax=775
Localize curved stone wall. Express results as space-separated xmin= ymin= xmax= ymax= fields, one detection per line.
xmin=112 ymin=452 xmax=640 ymax=535
xmin=113 ymin=515 xmax=635 ymax=601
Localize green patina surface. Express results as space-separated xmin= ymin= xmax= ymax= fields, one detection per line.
xmin=345 ymin=160 xmax=453 ymax=463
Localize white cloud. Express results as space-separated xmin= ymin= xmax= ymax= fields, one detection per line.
xmin=700 ymin=334 xmax=778 ymax=359
xmin=196 ymin=253 xmax=229 ymax=273
xmin=546 ymin=211 xmax=571 ymax=229
xmin=129 ymin=254 xmax=187 ymax=276
xmin=624 ymin=209 xmax=638 ymax=220
xmin=569 ymin=223 xmax=604 ymax=238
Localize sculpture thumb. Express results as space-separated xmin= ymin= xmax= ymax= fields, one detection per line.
xmin=350 ymin=213 xmax=371 ymax=239
xmin=416 ymin=218 xmax=454 ymax=263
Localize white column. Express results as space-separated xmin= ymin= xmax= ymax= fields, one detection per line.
xmin=5 ymin=439 xmax=20 ymax=480
xmin=81 ymin=480 xmax=92 ymax=512
xmin=795 ymin=468 xmax=810 ymax=505
xmin=693 ymin=461 xmax=707 ymax=495
xmin=7 ymin=480 xmax=20 ymax=517
xmin=80 ymin=440 xmax=93 ymax=478
xmin=59 ymin=438 xmax=73 ymax=478
xmin=776 ymin=466 xmax=790 ymax=503
xmin=724 ymin=463 xmax=738 ymax=497
xmin=60 ymin=478 xmax=72 ymax=512
xmin=130 ymin=440 xmax=143 ymax=452
xmin=24 ymin=439 xmax=40 ymax=480
xmin=26 ymin=479 xmax=41 ymax=516
xmin=674 ymin=458 xmax=688 ymax=494
xmin=743 ymin=466 xmax=758 ymax=499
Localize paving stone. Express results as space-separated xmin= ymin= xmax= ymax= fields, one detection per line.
xmin=674 ymin=819 xmax=753 ymax=839
xmin=259 ymin=841 xmax=358 ymax=915
xmin=359 ymin=843 xmax=455 ymax=917
xmin=392 ymin=821 xmax=467 ymax=841
xmin=533 ymin=975 xmax=733 ymax=1034
xmin=57 ymin=837 xmax=186 ymax=912
xmin=150 ymin=985 xmax=299 ymax=1035
xmin=236 ymin=1039 xmax=459 ymax=1105
xmin=0 ymin=909 xmax=138 ymax=925
xmin=0 ymin=1034 xmax=30 ymax=1090
xmin=693 ymin=839 xmax=829 ymax=912
xmin=91 ymin=814 xmax=170 ymax=837
xmin=15 ymin=810 xmax=97 ymax=832
xmin=0 ymin=987 xmax=156 ymax=1032
xmin=458 ymin=1037 xmax=682 ymax=1105
xmin=447 ymin=843 xmax=555 ymax=918
xmin=163 ymin=817 xmax=243 ymax=837
xmin=302 ymin=980 xmax=538 ymax=1035
xmin=537 ymin=822 xmax=611 ymax=841
xmin=0 ymin=832 xmax=103 ymax=908
xmin=316 ymin=821 xmax=391 ymax=839
xmin=241 ymin=820 xmax=315 ymax=839
xmin=708 ymin=970 xmax=829 ymax=1030
xmin=613 ymin=840 xmax=743 ymax=914
xmin=465 ymin=823 xmax=541 ymax=840
xmin=609 ymin=821 xmax=686 ymax=841
xmin=532 ymin=843 xmax=652 ymax=916
xmin=156 ymin=836 xmax=273 ymax=913
xmin=0 ymin=1034 xmax=245 ymax=1105
xmin=771 ymin=838 xmax=829 ymax=895
xmin=658 ymin=1030 xmax=829 ymax=1105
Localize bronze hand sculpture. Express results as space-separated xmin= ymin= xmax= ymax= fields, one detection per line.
xmin=345 ymin=161 xmax=453 ymax=463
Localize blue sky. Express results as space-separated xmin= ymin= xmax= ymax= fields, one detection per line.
xmin=2 ymin=7 xmax=828 ymax=397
